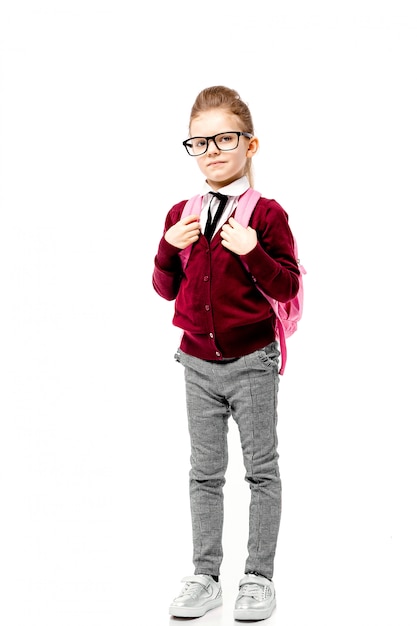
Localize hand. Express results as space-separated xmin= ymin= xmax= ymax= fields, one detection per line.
xmin=165 ymin=215 xmax=201 ymax=249
xmin=220 ymin=217 xmax=257 ymax=255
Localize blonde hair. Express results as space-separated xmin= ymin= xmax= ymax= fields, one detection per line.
xmin=189 ymin=86 xmax=255 ymax=187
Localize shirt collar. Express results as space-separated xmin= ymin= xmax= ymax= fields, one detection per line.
xmin=200 ymin=175 xmax=250 ymax=198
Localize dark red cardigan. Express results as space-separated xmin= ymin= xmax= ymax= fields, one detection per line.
xmin=152 ymin=195 xmax=300 ymax=361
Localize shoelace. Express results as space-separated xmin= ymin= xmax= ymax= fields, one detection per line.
xmin=181 ymin=581 xmax=205 ymax=598
xmin=239 ymin=583 xmax=269 ymax=601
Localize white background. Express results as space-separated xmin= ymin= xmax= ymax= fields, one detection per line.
xmin=1 ymin=1 xmax=416 ymax=625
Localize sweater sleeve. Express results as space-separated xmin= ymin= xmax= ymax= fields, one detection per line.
xmin=152 ymin=201 xmax=186 ymax=301
xmin=240 ymin=199 xmax=300 ymax=303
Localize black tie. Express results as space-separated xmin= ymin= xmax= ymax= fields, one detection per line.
xmin=204 ymin=192 xmax=228 ymax=240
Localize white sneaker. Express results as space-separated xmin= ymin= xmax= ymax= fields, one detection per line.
xmin=169 ymin=574 xmax=222 ymax=618
xmin=234 ymin=573 xmax=276 ymax=621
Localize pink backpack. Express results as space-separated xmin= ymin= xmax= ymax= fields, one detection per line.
xmin=180 ymin=188 xmax=306 ymax=374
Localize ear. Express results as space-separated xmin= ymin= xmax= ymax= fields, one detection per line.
xmin=246 ymin=136 xmax=259 ymax=157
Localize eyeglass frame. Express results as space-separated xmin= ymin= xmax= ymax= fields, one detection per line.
xmin=182 ymin=131 xmax=253 ymax=156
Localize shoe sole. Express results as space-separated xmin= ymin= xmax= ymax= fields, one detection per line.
xmin=233 ymin=598 xmax=276 ymax=621
xmin=169 ymin=597 xmax=222 ymax=618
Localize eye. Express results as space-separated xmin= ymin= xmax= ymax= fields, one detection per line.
xmin=217 ymin=133 xmax=234 ymax=144
xmin=194 ymin=138 xmax=207 ymax=149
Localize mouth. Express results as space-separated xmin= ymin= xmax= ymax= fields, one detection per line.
xmin=208 ymin=160 xmax=226 ymax=167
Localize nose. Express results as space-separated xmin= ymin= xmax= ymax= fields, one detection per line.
xmin=207 ymin=137 xmax=219 ymax=154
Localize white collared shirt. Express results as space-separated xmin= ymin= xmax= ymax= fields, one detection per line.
xmin=199 ymin=176 xmax=250 ymax=236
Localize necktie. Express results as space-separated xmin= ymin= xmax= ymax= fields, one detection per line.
xmin=204 ymin=192 xmax=228 ymax=240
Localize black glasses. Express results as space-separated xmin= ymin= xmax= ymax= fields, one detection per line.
xmin=182 ymin=131 xmax=253 ymax=156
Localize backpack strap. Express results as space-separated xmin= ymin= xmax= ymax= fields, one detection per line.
xmin=234 ymin=188 xmax=261 ymax=225
xmin=180 ymin=194 xmax=203 ymax=219
xmin=178 ymin=195 xmax=203 ymax=269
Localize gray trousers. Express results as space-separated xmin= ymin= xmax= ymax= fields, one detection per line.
xmin=175 ymin=341 xmax=281 ymax=581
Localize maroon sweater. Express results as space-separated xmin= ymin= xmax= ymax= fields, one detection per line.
xmin=152 ymin=195 xmax=300 ymax=360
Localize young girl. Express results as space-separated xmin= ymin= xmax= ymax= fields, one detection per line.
xmin=152 ymin=86 xmax=300 ymax=621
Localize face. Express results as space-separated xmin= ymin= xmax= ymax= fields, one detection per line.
xmin=189 ymin=109 xmax=258 ymax=190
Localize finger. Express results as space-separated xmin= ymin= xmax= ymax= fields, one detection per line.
xmin=220 ymin=227 xmax=231 ymax=240
xmin=221 ymin=239 xmax=234 ymax=251
xmin=227 ymin=217 xmax=245 ymax=231
xmin=182 ymin=214 xmax=200 ymax=225
xmin=221 ymin=223 xmax=232 ymax=234
xmin=185 ymin=221 xmax=200 ymax=230
xmin=187 ymin=225 xmax=201 ymax=235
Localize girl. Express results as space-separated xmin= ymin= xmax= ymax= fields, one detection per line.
xmin=152 ymin=86 xmax=300 ymax=621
